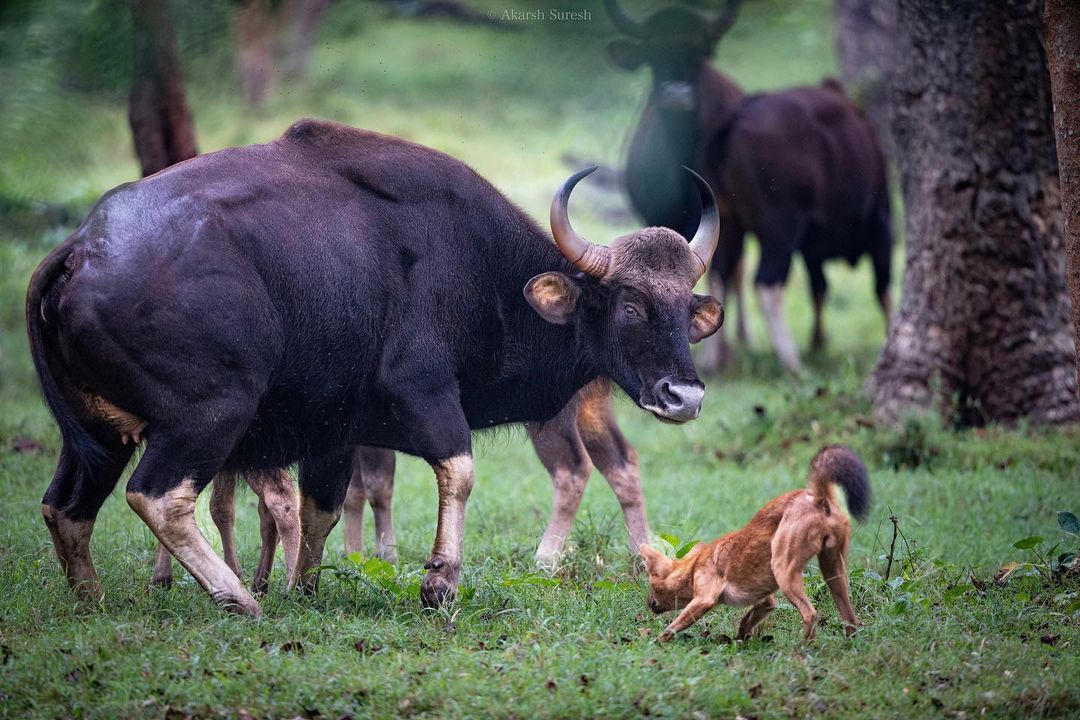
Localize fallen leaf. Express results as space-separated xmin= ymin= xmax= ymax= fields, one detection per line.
xmin=1040 ymin=634 xmax=1060 ymax=646
xmin=546 ymin=678 xmax=557 ymax=691
xmin=280 ymin=641 xmax=304 ymax=655
xmin=748 ymin=682 xmax=763 ymax=699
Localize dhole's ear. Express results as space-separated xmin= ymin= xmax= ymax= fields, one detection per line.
xmin=690 ymin=294 xmax=724 ymax=343
xmin=607 ymin=39 xmax=644 ymax=70
xmin=524 ymin=272 xmax=582 ymax=325
xmin=639 ymin=544 xmax=673 ymax=576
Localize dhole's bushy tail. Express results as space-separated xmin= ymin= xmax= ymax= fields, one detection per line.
xmin=808 ymin=445 xmax=871 ymax=521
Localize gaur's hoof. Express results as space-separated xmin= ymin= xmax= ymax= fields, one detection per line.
xmin=72 ymin=580 xmax=105 ymax=605
xmin=150 ymin=575 xmax=173 ymax=590
xmin=534 ymin=552 xmax=560 ymax=573
xmin=420 ymin=556 xmax=459 ymax=608
xmin=213 ymin=591 xmax=262 ymax=618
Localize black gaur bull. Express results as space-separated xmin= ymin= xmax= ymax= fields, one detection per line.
xmin=28 ymin=119 xmax=724 ymax=616
xmin=605 ymin=0 xmax=892 ymax=373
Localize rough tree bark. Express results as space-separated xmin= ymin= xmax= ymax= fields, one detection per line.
xmin=1044 ymin=0 xmax=1080 ymax=395
xmin=871 ymin=0 xmax=1078 ymax=426
xmin=834 ymin=0 xmax=896 ymax=158
xmin=129 ymin=0 xmax=198 ymax=177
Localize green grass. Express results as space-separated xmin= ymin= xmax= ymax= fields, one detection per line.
xmin=2 ymin=1 xmax=1079 ymax=718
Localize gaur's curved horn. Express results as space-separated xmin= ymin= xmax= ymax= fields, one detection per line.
xmin=550 ymin=167 xmax=612 ymax=278
xmin=604 ymin=0 xmax=646 ymax=37
xmin=683 ymin=166 xmax=720 ymax=279
xmin=708 ymin=0 xmax=742 ymax=39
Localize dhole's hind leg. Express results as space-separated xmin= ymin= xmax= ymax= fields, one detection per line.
xmin=736 ymin=594 xmax=777 ymax=640
xmin=771 ymin=542 xmax=820 ymax=641
xmin=42 ymin=439 xmax=134 ymax=603
xmin=819 ymin=542 xmax=860 ymax=635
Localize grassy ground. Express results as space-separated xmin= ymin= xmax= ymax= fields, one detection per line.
xmin=1 ymin=2 xmax=1079 ymax=718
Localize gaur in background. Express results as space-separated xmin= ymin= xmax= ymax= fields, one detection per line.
xmin=605 ymin=0 xmax=892 ymax=374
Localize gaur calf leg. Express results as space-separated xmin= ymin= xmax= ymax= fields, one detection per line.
xmin=310 ymin=426 xmax=472 ymax=608
xmin=531 ymin=381 xmax=648 ymax=568
xmin=343 ymin=447 xmax=397 ymax=562
xmin=249 ymin=468 xmax=299 ymax=595
xmin=528 ymin=401 xmax=592 ymax=569
xmin=150 ymin=468 xmax=298 ymax=595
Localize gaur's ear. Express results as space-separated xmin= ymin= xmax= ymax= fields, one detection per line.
xmin=690 ymin=294 xmax=724 ymax=343
xmin=607 ymin=39 xmax=644 ymax=70
xmin=524 ymin=272 xmax=582 ymax=325
xmin=639 ymin=544 xmax=673 ymax=577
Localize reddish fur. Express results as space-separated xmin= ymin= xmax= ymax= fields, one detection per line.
xmin=641 ymin=446 xmax=868 ymax=642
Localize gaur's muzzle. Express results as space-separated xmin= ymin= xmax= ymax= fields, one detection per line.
xmin=640 ymin=376 xmax=705 ymax=423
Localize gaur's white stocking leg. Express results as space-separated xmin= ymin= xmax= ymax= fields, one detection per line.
xmin=756 ymin=283 xmax=802 ymax=374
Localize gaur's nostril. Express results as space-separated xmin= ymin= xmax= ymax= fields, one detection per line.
xmin=658 ymin=380 xmax=682 ymax=407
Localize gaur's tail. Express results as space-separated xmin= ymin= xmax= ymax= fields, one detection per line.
xmin=26 ymin=237 xmax=113 ymax=508
xmin=807 ymin=445 xmax=871 ymax=522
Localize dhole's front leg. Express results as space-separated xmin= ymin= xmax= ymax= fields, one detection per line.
xmin=658 ymin=597 xmax=718 ymax=642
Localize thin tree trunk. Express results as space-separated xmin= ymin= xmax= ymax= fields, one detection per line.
xmin=871 ymin=0 xmax=1078 ymax=426
xmin=1044 ymin=0 xmax=1080 ymax=396
xmin=234 ymin=0 xmax=278 ymax=108
xmin=280 ymin=0 xmax=329 ymax=81
xmin=128 ymin=0 xmax=198 ymax=177
xmin=834 ymin=0 xmax=895 ymax=158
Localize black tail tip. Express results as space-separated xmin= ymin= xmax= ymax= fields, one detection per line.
xmin=811 ymin=445 xmax=871 ymax=522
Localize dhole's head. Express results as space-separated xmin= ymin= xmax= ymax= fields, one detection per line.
xmin=640 ymin=544 xmax=693 ymax=613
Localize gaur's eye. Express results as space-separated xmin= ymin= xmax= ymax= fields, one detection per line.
xmin=623 ymin=303 xmax=642 ymax=320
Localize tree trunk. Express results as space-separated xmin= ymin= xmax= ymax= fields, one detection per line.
xmin=1044 ymin=0 xmax=1080 ymax=397
xmin=834 ymin=0 xmax=896 ymax=158
xmin=871 ymin=0 xmax=1078 ymax=426
xmin=128 ymin=0 xmax=198 ymax=177
xmin=280 ymin=0 xmax=329 ymax=81
xmin=233 ymin=0 xmax=278 ymax=108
